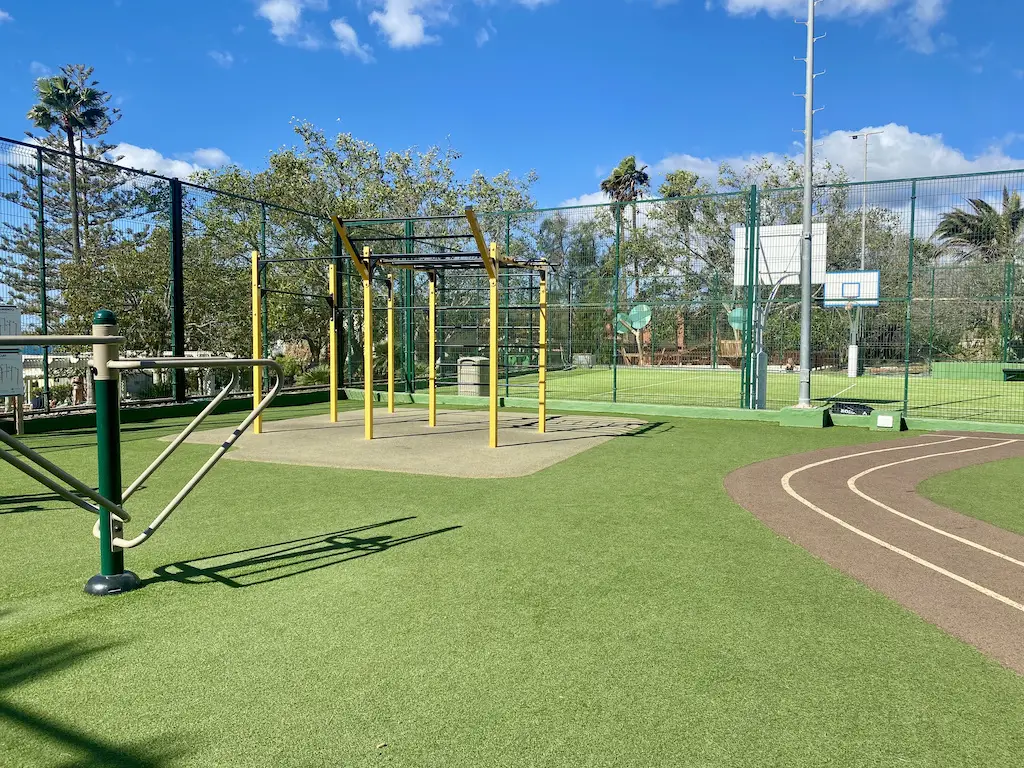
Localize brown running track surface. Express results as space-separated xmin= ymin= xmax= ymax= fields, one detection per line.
xmin=725 ymin=433 xmax=1024 ymax=674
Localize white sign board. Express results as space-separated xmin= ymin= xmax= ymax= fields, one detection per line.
xmin=824 ymin=270 xmax=880 ymax=307
xmin=0 ymin=351 xmax=23 ymax=397
xmin=733 ymin=223 xmax=827 ymax=287
xmin=0 ymin=306 xmax=21 ymax=338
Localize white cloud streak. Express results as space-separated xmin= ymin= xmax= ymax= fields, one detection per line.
xmin=29 ymin=61 xmax=51 ymax=77
xmin=208 ymin=50 xmax=234 ymax=68
xmin=369 ymin=1 xmax=446 ymax=49
xmin=0 ymin=9 xmax=12 ymax=23
xmin=256 ymin=0 xmax=327 ymax=49
xmin=107 ymin=144 xmax=231 ymax=180
xmin=331 ymin=18 xmax=374 ymax=62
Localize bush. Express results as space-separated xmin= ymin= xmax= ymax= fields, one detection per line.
xmin=49 ymin=383 xmax=72 ymax=403
xmin=296 ymin=365 xmax=330 ymax=386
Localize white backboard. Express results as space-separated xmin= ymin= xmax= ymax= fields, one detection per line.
xmin=733 ymin=223 xmax=827 ymax=286
xmin=824 ymin=270 xmax=880 ymax=307
xmin=0 ymin=351 xmax=23 ymax=397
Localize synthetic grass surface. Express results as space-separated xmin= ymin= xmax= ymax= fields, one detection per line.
xmin=2 ymin=404 xmax=1024 ymax=767
xmin=455 ymin=366 xmax=1024 ymax=423
xmin=919 ymin=455 xmax=1024 ymax=536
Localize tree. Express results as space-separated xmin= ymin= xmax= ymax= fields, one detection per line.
xmin=934 ymin=189 xmax=1024 ymax=265
xmin=26 ymin=65 xmax=120 ymax=263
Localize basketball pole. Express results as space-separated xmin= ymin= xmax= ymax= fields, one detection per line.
xmin=797 ymin=0 xmax=821 ymax=407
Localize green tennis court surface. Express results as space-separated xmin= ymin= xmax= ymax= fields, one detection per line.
xmin=446 ymin=366 xmax=1024 ymax=423
xmin=3 ymin=405 xmax=1024 ymax=766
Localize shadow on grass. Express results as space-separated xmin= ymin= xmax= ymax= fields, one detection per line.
xmin=148 ymin=517 xmax=461 ymax=589
xmin=0 ymin=640 xmax=192 ymax=767
xmin=0 ymin=490 xmax=87 ymax=516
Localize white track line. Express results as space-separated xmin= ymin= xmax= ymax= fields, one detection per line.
xmin=780 ymin=438 xmax=1024 ymax=614
xmin=847 ymin=440 xmax=1024 ymax=568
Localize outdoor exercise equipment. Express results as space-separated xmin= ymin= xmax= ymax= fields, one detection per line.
xmin=329 ymin=207 xmax=551 ymax=449
xmin=0 ymin=310 xmax=282 ymax=596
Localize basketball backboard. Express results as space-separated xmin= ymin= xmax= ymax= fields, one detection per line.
xmin=732 ymin=223 xmax=827 ymax=287
xmin=823 ymin=270 xmax=880 ymax=307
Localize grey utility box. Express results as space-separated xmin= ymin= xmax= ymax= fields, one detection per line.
xmin=457 ymin=356 xmax=490 ymax=396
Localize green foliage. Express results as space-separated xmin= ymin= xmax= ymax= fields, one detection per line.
xmin=296 ymin=365 xmax=330 ymax=386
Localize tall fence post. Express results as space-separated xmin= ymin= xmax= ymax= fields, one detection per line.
xmin=1003 ymin=255 xmax=1014 ymax=363
xmin=902 ymin=181 xmax=917 ymax=416
xmin=404 ymin=219 xmax=415 ymax=393
xmin=504 ymin=213 xmax=511 ymax=397
xmin=169 ymin=180 xmax=186 ymax=402
xmin=927 ymin=264 xmax=936 ymax=368
xmin=259 ymin=203 xmax=269 ymax=391
xmin=35 ymin=148 xmax=50 ymax=412
xmin=612 ymin=203 xmax=621 ymax=402
xmin=741 ymin=185 xmax=758 ymax=408
xmin=711 ymin=271 xmax=719 ymax=370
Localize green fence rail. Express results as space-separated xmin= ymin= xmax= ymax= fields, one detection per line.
xmin=2 ymin=134 xmax=1023 ymax=426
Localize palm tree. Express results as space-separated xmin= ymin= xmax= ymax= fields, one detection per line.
xmin=600 ymin=156 xmax=650 ymax=230
xmin=934 ymin=188 xmax=1024 ymax=264
xmin=27 ymin=65 xmax=119 ymax=263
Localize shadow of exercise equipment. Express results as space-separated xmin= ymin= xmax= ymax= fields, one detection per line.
xmin=148 ymin=517 xmax=461 ymax=590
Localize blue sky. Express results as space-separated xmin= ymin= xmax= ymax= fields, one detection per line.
xmin=0 ymin=0 xmax=1021 ymax=207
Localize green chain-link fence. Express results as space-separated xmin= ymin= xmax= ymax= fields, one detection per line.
xmin=2 ymin=134 xmax=1023 ymax=425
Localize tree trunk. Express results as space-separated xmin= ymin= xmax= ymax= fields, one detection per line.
xmin=65 ymin=126 xmax=82 ymax=263
xmin=79 ymin=134 xmax=90 ymax=249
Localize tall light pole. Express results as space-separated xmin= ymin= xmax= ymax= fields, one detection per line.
xmin=797 ymin=0 xmax=823 ymax=407
xmin=847 ymin=130 xmax=883 ymax=377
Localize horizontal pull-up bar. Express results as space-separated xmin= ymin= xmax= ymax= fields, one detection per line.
xmin=0 ymin=335 xmax=126 ymax=347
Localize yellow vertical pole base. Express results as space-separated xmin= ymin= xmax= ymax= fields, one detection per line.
xmin=251 ymin=250 xmax=263 ymax=435
xmin=428 ymin=274 xmax=437 ymax=427
xmin=538 ymin=270 xmax=547 ymax=434
xmin=387 ymin=278 xmax=395 ymax=414
xmin=489 ymin=269 xmax=499 ymax=449
xmin=363 ymin=277 xmax=373 ymax=440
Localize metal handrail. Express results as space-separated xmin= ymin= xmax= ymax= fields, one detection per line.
xmin=121 ymin=371 xmax=239 ymax=502
xmin=91 ymin=358 xmax=283 ymax=549
xmin=0 ymin=335 xmax=125 ymax=347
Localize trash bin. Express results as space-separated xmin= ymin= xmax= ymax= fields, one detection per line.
xmin=458 ymin=356 xmax=489 ymax=396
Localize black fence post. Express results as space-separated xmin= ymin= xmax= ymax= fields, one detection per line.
xmin=169 ymin=179 xmax=186 ymax=402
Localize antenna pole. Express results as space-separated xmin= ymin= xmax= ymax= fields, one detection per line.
xmin=797 ymin=0 xmax=819 ymax=407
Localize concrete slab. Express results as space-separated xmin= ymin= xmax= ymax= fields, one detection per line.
xmin=180 ymin=408 xmax=648 ymax=478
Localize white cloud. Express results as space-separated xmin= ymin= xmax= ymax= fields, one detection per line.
xmin=0 ymin=9 xmax=12 ymax=23
xmin=107 ymin=144 xmax=231 ymax=180
xmin=369 ymin=1 xmax=446 ymax=48
xmin=256 ymin=0 xmax=327 ymax=48
xmin=560 ymin=191 xmax=610 ymax=208
xmin=208 ymin=50 xmax=234 ymax=68
xmin=476 ymin=20 xmax=496 ymax=47
xmin=516 ymin=0 xmax=557 ymax=7
xmin=655 ymin=124 xmax=1024 ymax=186
xmin=714 ymin=0 xmax=949 ymax=54
xmin=331 ymin=18 xmax=373 ymax=62
xmin=29 ymin=61 xmax=51 ymax=77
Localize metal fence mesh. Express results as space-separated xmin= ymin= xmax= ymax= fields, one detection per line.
xmin=2 ymin=134 xmax=1023 ymax=425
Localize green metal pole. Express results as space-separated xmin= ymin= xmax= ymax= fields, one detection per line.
xmin=35 ymin=149 xmax=50 ymax=412
xmin=612 ymin=204 xmax=621 ymax=402
xmin=928 ymin=265 xmax=936 ymax=368
xmin=259 ymin=204 xmax=269 ymax=390
xmin=742 ymin=186 xmax=759 ymax=408
xmin=84 ymin=310 xmax=140 ymax=596
xmin=346 ymin=263 xmax=354 ymax=384
xmin=1003 ymin=255 xmax=1013 ymax=364
xmin=404 ymin=219 xmax=415 ymax=393
xmin=711 ymin=271 xmax=719 ymax=370
xmin=902 ymin=181 xmax=917 ymax=416
xmin=332 ymin=229 xmax=343 ymax=394
xmin=169 ymin=181 xmax=186 ymax=402
xmin=504 ymin=213 xmax=511 ymax=397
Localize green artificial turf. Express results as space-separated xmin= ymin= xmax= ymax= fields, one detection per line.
xmin=919 ymin=456 xmax=1024 ymax=536
xmin=451 ymin=366 xmax=1024 ymax=424
xmin=2 ymin=404 xmax=1024 ymax=767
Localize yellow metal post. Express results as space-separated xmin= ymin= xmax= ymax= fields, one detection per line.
xmin=489 ymin=242 xmax=499 ymax=449
xmin=362 ymin=247 xmax=373 ymax=440
xmin=428 ymin=272 xmax=437 ymax=427
xmin=538 ymin=268 xmax=547 ymax=433
xmin=329 ymin=261 xmax=339 ymax=423
xmin=387 ymin=274 xmax=395 ymax=414
xmin=251 ymin=251 xmax=263 ymax=435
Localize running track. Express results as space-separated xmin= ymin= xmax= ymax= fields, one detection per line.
xmin=725 ymin=433 xmax=1024 ymax=674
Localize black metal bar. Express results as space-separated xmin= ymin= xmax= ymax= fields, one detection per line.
xmin=169 ymin=179 xmax=186 ymax=402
